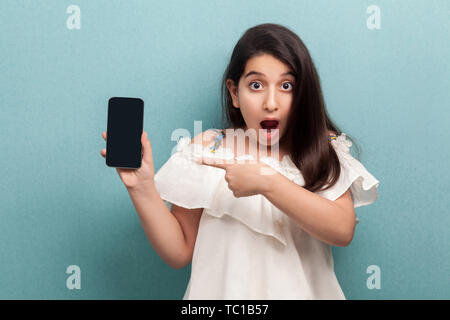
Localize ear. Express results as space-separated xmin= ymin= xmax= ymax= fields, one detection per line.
xmin=226 ymin=79 xmax=240 ymax=109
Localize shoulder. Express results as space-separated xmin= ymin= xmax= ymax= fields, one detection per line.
xmin=191 ymin=129 xmax=221 ymax=148
xmin=328 ymin=130 xmax=337 ymax=136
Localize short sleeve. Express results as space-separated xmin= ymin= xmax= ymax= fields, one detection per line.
xmin=153 ymin=130 xmax=289 ymax=246
xmin=153 ymin=131 xmax=234 ymax=210
xmin=317 ymin=133 xmax=380 ymax=209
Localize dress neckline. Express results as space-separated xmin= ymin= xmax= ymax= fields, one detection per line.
xmin=208 ymin=128 xmax=338 ymax=164
xmin=209 ymin=128 xmax=291 ymax=165
xmin=176 ymin=129 xmax=348 ymax=188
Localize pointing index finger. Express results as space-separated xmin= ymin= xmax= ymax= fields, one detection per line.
xmin=198 ymin=157 xmax=230 ymax=169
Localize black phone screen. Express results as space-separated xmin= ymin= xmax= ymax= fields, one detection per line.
xmin=106 ymin=97 xmax=144 ymax=169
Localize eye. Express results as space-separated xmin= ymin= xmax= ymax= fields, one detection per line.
xmin=249 ymin=81 xmax=262 ymax=90
xmin=282 ymin=82 xmax=294 ymax=90
xmin=249 ymin=81 xmax=294 ymax=91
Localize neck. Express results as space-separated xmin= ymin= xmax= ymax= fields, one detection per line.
xmin=224 ymin=126 xmax=288 ymax=161
xmin=244 ymin=127 xmax=286 ymax=161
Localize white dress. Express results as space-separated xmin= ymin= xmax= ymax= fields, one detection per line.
xmin=153 ymin=129 xmax=380 ymax=300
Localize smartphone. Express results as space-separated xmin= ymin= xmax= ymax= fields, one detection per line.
xmin=106 ymin=97 xmax=144 ymax=169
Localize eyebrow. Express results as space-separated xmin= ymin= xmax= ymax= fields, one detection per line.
xmin=244 ymin=70 xmax=296 ymax=79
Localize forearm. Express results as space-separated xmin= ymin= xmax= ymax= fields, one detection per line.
xmin=127 ymin=183 xmax=188 ymax=269
xmin=262 ymin=172 xmax=352 ymax=247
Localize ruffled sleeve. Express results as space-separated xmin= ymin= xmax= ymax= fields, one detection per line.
xmin=153 ymin=130 xmax=289 ymax=246
xmin=153 ymin=132 xmax=234 ymax=210
xmin=317 ymin=133 xmax=380 ymax=209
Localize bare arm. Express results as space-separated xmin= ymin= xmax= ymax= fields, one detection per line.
xmin=262 ymin=173 xmax=356 ymax=247
xmin=127 ymin=130 xmax=213 ymax=268
xmin=127 ymin=184 xmax=191 ymax=269
xmin=170 ymin=204 xmax=203 ymax=268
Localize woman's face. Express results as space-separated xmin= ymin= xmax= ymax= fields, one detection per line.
xmin=226 ymin=54 xmax=295 ymax=151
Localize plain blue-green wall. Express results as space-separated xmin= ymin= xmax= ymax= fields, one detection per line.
xmin=0 ymin=0 xmax=448 ymax=299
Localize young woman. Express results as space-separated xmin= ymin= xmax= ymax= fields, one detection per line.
xmin=101 ymin=23 xmax=380 ymax=299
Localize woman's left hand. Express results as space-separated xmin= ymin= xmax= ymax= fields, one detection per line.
xmin=197 ymin=156 xmax=278 ymax=197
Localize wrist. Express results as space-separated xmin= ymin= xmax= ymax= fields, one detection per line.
xmin=127 ymin=180 xmax=156 ymax=197
xmin=259 ymin=166 xmax=280 ymax=197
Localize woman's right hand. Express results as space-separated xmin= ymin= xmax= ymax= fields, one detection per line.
xmin=100 ymin=131 xmax=156 ymax=190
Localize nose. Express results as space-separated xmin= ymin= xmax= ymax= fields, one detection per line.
xmin=263 ymin=86 xmax=278 ymax=111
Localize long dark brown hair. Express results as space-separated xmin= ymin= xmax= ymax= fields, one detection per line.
xmin=220 ymin=23 xmax=361 ymax=193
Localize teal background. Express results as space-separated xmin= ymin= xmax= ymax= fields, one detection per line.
xmin=1 ymin=0 xmax=448 ymax=299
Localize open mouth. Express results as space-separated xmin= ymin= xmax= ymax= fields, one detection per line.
xmin=260 ymin=120 xmax=279 ymax=132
